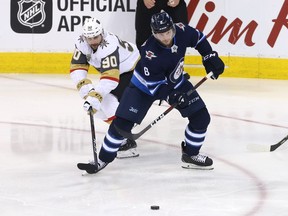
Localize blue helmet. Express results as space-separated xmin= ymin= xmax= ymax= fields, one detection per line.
xmin=150 ymin=11 xmax=175 ymax=34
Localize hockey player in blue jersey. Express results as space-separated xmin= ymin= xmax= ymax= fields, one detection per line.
xmin=78 ymin=11 xmax=225 ymax=174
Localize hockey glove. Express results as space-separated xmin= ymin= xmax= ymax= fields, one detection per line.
xmin=202 ymin=51 xmax=225 ymax=80
xmin=76 ymin=78 xmax=94 ymax=99
xmin=83 ymin=90 xmax=103 ymax=113
xmin=168 ymin=91 xmax=189 ymax=109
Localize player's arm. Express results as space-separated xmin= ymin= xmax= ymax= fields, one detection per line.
xmin=83 ymin=50 xmax=120 ymax=112
xmin=189 ymin=27 xmax=225 ymax=79
xmin=131 ymin=55 xmax=167 ymax=97
xmin=70 ymin=47 xmax=94 ymax=99
xmin=94 ymin=49 xmax=120 ymax=97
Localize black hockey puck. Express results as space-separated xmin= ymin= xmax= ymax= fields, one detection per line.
xmin=150 ymin=205 xmax=160 ymax=210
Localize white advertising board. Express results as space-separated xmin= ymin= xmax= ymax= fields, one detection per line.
xmin=1 ymin=0 xmax=288 ymax=58
xmin=186 ymin=0 xmax=288 ymax=58
xmin=1 ymin=0 xmax=137 ymax=52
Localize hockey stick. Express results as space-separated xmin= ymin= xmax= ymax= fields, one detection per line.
xmin=77 ymin=108 xmax=98 ymax=174
xmin=247 ymin=134 xmax=288 ymax=152
xmin=88 ymin=108 xmax=98 ymax=164
xmin=115 ymin=72 xmax=214 ymax=140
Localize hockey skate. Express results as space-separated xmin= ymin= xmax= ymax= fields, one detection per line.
xmin=77 ymin=159 xmax=108 ymax=174
xmin=117 ymin=138 xmax=139 ymax=159
xmin=181 ymin=141 xmax=214 ymax=170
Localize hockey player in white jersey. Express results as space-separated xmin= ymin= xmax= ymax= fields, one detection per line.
xmin=70 ymin=18 xmax=140 ymax=159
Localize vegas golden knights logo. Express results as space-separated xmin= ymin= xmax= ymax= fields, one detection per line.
xmin=11 ymin=0 xmax=52 ymax=33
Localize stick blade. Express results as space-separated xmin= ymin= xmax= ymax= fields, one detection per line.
xmin=77 ymin=163 xmax=98 ymax=174
xmin=246 ymin=143 xmax=271 ymax=152
xmin=247 ymin=135 xmax=288 ymax=152
xmin=114 ymin=125 xmax=140 ymax=141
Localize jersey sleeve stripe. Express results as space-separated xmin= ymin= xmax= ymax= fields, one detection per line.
xmin=131 ymin=71 xmax=167 ymax=96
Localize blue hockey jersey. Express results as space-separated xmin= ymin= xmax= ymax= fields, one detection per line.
xmin=131 ymin=23 xmax=212 ymax=97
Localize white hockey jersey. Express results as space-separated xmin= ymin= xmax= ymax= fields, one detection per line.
xmin=70 ymin=30 xmax=140 ymax=96
xmin=71 ymin=31 xmax=139 ymax=74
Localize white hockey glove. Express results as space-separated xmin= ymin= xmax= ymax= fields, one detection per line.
xmin=83 ymin=90 xmax=103 ymax=113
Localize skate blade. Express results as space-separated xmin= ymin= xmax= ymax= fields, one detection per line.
xmin=117 ymin=154 xmax=140 ymax=159
xmin=117 ymin=149 xmax=140 ymax=159
xmin=182 ymin=163 xmax=214 ymax=170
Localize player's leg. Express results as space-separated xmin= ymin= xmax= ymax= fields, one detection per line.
xmin=173 ymin=80 xmax=213 ymax=169
xmin=181 ymin=107 xmax=213 ymax=170
xmin=98 ymin=86 xmax=154 ymax=166
xmin=110 ymin=72 xmax=140 ymax=158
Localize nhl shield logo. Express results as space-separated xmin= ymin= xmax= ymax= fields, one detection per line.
xmin=17 ymin=0 xmax=46 ymax=28
xmin=11 ymin=0 xmax=52 ymax=33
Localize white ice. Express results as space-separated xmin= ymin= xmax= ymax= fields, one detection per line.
xmin=0 ymin=74 xmax=287 ymax=216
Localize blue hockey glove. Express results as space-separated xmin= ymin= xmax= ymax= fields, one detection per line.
xmin=202 ymin=51 xmax=225 ymax=79
xmin=168 ymin=91 xmax=189 ymax=109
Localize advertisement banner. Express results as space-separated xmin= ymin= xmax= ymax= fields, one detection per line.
xmin=1 ymin=0 xmax=288 ymax=78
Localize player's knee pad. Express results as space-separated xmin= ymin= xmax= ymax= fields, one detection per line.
xmin=188 ymin=107 xmax=210 ymax=130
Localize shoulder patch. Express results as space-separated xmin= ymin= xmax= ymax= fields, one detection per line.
xmin=175 ymin=23 xmax=185 ymax=31
xmin=99 ymin=39 xmax=109 ymax=49
xmin=78 ymin=35 xmax=85 ymax=43
xmin=145 ymin=50 xmax=157 ymax=60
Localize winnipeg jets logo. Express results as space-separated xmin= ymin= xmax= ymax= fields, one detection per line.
xmin=129 ymin=106 xmax=138 ymax=113
xmin=176 ymin=22 xmax=185 ymax=31
xmin=169 ymin=58 xmax=184 ymax=83
xmin=17 ymin=0 xmax=46 ymax=28
xmin=145 ymin=50 xmax=157 ymax=60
